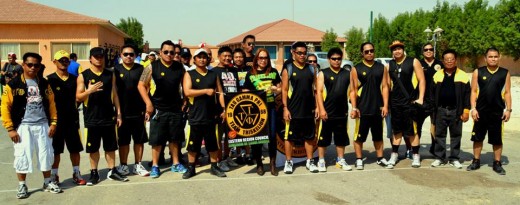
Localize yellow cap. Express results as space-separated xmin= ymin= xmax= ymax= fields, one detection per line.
xmin=54 ymin=50 xmax=70 ymax=60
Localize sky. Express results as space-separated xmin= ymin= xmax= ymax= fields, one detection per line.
xmin=31 ymin=0 xmax=500 ymax=47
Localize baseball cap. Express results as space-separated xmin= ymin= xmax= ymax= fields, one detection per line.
xmin=181 ymin=47 xmax=191 ymax=58
xmin=193 ymin=48 xmax=208 ymax=57
xmin=141 ymin=53 xmax=148 ymax=59
xmin=8 ymin=52 xmax=16 ymax=59
xmin=149 ymin=51 xmax=157 ymax=56
xmin=54 ymin=50 xmax=70 ymax=60
xmin=89 ymin=47 xmax=104 ymax=57
xmin=389 ymin=40 xmax=405 ymax=50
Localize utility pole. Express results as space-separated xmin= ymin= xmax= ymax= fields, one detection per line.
xmin=370 ymin=11 xmax=373 ymax=42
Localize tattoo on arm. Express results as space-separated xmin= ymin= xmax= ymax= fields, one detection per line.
xmin=140 ymin=66 xmax=152 ymax=82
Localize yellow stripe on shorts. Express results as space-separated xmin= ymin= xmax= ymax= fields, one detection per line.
xmin=284 ymin=121 xmax=290 ymax=140
xmin=354 ymin=118 xmax=360 ymax=141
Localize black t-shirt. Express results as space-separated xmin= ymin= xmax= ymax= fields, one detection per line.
xmin=187 ymin=69 xmax=218 ymax=125
xmin=149 ymin=60 xmax=185 ymax=113
xmin=476 ymin=66 xmax=508 ymax=113
xmin=285 ymin=62 xmax=315 ymax=119
xmin=354 ymin=61 xmax=385 ymax=116
xmin=389 ymin=57 xmax=417 ymax=107
xmin=243 ymin=68 xmax=281 ymax=108
xmin=114 ymin=63 xmax=145 ymax=118
xmin=439 ymin=72 xmax=456 ymax=107
xmin=320 ymin=67 xmax=350 ymax=119
xmin=420 ymin=58 xmax=444 ymax=109
xmin=47 ymin=73 xmax=79 ymax=127
xmin=81 ymin=69 xmax=115 ymax=127
xmin=245 ymin=55 xmax=255 ymax=67
xmin=213 ymin=66 xmax=240 ymax=93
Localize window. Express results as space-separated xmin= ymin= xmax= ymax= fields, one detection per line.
xmin=254 ymin=45 xmax=277 ymax=59
xmin=284 ymin=46 xmax=292 ymax=60
xmin=0 ymin=43 xmax=39 ymax=59
xmin=314 ymin=46 xmax=322 ymax=52
xmin=51 ymin=43 xmax=90 ymax=60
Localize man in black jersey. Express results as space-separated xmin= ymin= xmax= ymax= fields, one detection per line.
xmin=430 ymin=49 xmax=470 ymax=169
xmin=386 ymin=40 xmax=425 ymax=169
xmin=315 ymin=48 xmax=353 ymax=172
xmin=281 ymin=42 xmax=318 ymax=174
xmin=468 ymin=47 xmax=511 ymax=175
xmin=350 ymin=42 xmax=390 ymax=170
xmin=76 ymin=47 xmax=126 ymax=185
xmin=138 ymin=40 xmax=187 ymax=178
xmin=242 ymin=35 xmax=256 ymax=67
xmin=113 ymin=44 xmax=150 ymax=177
xmin=48 ymin=50 xmax=86 ymax=185
xmin=182 ymin=49 xmax=226 ymax=179
xmin=213 ymin=46 xmax=240 ymax=171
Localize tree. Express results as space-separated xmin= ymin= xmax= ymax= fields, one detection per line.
xmin=496 ymin=0 xmax=520 ymax=60
xmin=116 ymin=17 xmax=144 ymax=50
xmin=344 ymin=27 xmax=365 ymax=64
xmin=372 ymin=14 xmax=393 ymax=57
xmin=321 ymin=28 xmax=342 ymax=52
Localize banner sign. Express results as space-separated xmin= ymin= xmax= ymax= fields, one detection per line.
xmin=225 ymin=91 xmax=269 ymax=147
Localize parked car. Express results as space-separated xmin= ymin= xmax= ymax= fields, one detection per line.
xmin=308 ymin=52 xmax=353 ymax=70
xmin=375 ymin=57 xmax=393 ymax=67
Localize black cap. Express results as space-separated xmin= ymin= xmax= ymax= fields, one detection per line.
xmin=90 ymin=47 xmax=104 ymax=57
xmin=181 ymin=47 xmax=191 ymax=58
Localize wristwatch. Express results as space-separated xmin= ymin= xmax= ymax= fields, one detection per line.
xmin=506 ymin=109 xmax=512 ymax=112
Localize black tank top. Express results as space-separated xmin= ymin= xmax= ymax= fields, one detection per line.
xmin=287 ymin=63 xmax=315 ymax=119
xmin=47 ymin=73 xmax=79 ymax=127
xmin=82 ymin=69 xmax=115 ymax=127
xmin=187 ymin=69 xmax=218 ymax=125
xmin=114 ymin=64 xmax=145 ymax=118
xmin=476 ymin=66 xmax=508 ymax=113
xmin=149 ymin=60 xmax=185 ymax=113
xmin=321 ymin=68 xmax=350 ymax=119
xmin=389 ymin=57 xmax=417 ymax=107
xmin=355 ymin=61 xmax=384 ymax=116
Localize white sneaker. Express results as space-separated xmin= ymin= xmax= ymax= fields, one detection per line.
xmin=306 ymin=159 xmax=319 ymax=173
xmin=284 ymin=160 xmax=293 ymax=174
xmin=411 ymin=154 xmax=421 ymax=168
xmin=225 ymin=157 xmax=239 ymax=167
xmin=133 ymin=163 xmax=150 ymax=176
xmin=354 ymin=159 xmax=363 ymax=170
xmin=387 ymin=152 xmax=399 ymax=166
xmin=449 ymin=160 xmax=463 ymax=169
xmin=117 ymin=164 xmax=130 ymax=176
xmin=43 ymin=181 xmax=61 ymax=194
xmin=335 ymin=158 xmax=353 ymax=171
xmin=317 ymin=160 xmax=327 ymax=172
xmin=431 ymin=159 xmax=444 ymax=167
xmin=376 ymin=158 xmax=389 ymax=167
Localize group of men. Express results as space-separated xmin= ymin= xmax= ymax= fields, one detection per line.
xmin=1 ymin=35 xmax=512 ymax=199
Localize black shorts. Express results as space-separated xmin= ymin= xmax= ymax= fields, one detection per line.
xmin=317 ymin=119 xmax=349 ymax=147
xmin=186 ymin=124 xmax=219 ymax=153
xmin=53 ymin=123 xmax=83 ymax=154
xmin=118 ymin=117 xmax=148 ymax=146
xmin=471 ymin=112 xmax=503 ymax=145
xmin=355 ymin=115 xmax=383 ymax=143
xmin=149 ymin=111 xmax=185 ymax=146
xmin=85 ymin=125 xmax=118 ymax=153
xmin=284 ymin=118 xmax=316 ymax=142
xmin=391 ymin=106 xmax=417 ymax=137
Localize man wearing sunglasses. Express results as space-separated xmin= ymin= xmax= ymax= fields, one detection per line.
xmin=138 ymin=40 xmax=187 ymax=178
xmin=350 ymin=42 xmax=390 ymax=170
xmin=241 ymin=35 xmax=256 ymax=67
xmin=386 ymin=40 xmax=425 ymax=169
xmin=307 ymin=54 xmax=319 ymax=69
xmin=47 ymin=50 xmax=86 ymax=186
xmin=113 ymin=44 xmax=150 ymax=177
xmin=2 ymin=52 xmax=60 ymax=198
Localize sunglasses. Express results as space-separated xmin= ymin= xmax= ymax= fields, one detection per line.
xmin=423 ymin=48 xmax=434 ymax=52
xmin=258 ymin=56 xmax=269 ymax=60
xmin=25 ymin=63 xmax=41 ymax=68
xmin=295 ymin=51 xmax=307 ymax=56
xmin=363 ymin=49 xmax=375 ymax=55
xmin=123 ymin=53 xmax=135 ymax=57
xmin=58 ymin=58 xmax=70 ymax=64
xmin=308 ymin=60 xmax=317 ymax=63
xmin=330 ymin=57 xmax=342 ymax=61
xmin=247 ymin=42 xmax=255 ymax=47
xmin=162 ymin=50 xmax=181 ymax=55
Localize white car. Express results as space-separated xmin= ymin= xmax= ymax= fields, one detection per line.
xmin=375 ymin=57 xmax=393 ymax=67
xmin=309 ymin=52 xmax=353 ymax=70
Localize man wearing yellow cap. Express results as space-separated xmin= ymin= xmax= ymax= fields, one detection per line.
xmin=47 ymin=50 xmax=86 ymax=186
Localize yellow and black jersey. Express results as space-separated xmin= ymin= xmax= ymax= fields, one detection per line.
xmin=47 ymin=73 xmax=79 ymax=127
xmin=476 ymin=66 xmax=508 ymax=113
xmin=389 ymin=56 xmax=418 ymax=107
xmin=286 ymin=62 xmax=315 ymax=119
xmin=187 ymin=69 xmax=218 ymax=125
xmin=149 ymin=60 xmax=185 ymax=113
xmin=355 ymin=61 xmax=385 ymax=116
xmin=82 ymin=69 xmax=115 ymax=127
xmin=114 ymin=63 xmax=145 ymax=118
xmin=320 ymin=67 xmax=350 ymax=119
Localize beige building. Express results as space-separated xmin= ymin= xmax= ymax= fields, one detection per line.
xmin=218 ymin=19 xmax=346 ymax=69
xmin=0 ymin=0 xmax=128 ymax=75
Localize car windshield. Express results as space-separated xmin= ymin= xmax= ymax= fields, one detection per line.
xmin=317 ymin=53 xmax=327 ymax=59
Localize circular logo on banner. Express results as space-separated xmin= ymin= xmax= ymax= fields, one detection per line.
xmin=226 ymin=93 xmax=268 ymax=137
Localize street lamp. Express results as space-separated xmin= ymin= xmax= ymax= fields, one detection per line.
xmin=424 ymin=26 xmax=443 ymax=57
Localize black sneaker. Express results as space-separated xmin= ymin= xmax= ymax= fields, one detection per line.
xmin=235 ymin=156 xmax=245 ymax=165
xmin=182 ymin=166 xmax=196 ymax=179
xmin=245 ymin=156 xmax=255 ymax=166
xmin=493 ymin=161 xmax=506 ymax=175
xmin=108 ymin=169 xmax=129 ymax=182
xmin=87 ymin=170 xmax=99 ymax=186
xmin=210 ymin=165 xmax=227 ymax=177
xmin=466 ymin=159 xmax=481 ymax=171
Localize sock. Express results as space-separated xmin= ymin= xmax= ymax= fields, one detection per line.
xmin=73 ymin=166 xmax=80 ymax=173
xmin=412 ymin=146 xmax=420 ymax=154
xmin=188 ymin=162 xmax=195 ymax=168
xmin=392 ymin=145 xmax=399 ymax=153
xmin=51 ymin=168 xmax=58 ymax=175
xmin=91 ymin=169 xmax=98 ymax=174
xmin=112 ymin=167 xmax=117 ymax=172
xmin=377 ymin=157 xmax=384 ymax=161
xmin=44 ymin=178 xmax=51 ymax=185
xmin=306 ymin=159 xmax=311 ymax=163
xmin=211 ymin=162 xmax=218 ymax=168
xmin=319 ymin=158 xmax=325 ymax=163
xmin=19 ymin=181 xmax=26 ymax=185
xmin=337 ymin=157 xmax=343 ymax=162
xmin=356 ymin=158 xmax=362 ymax=160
